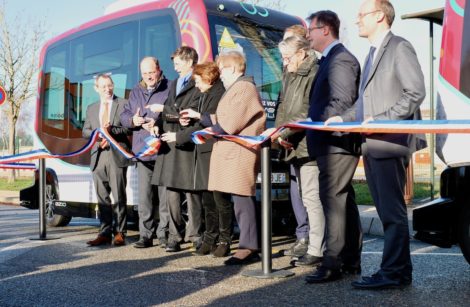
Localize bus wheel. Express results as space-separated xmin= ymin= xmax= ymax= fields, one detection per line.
xmin=45 ymin=183 xmax=71 ymax=227
xmin=458 ymin=204 xmax=470 ymax=265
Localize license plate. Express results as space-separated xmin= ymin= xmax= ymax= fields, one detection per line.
xmin=257 ymin=173 xmax=287 ymax=184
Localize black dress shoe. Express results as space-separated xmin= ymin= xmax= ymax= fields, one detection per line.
xmin=224 ymin=252 xmax=260 ymax=265
xmin=165 ymin=241 xmax=181 ymax=252
xmin=133 ymin=238 xmax=153 ymax=248
xmin=305 ymin=266 xmax=342 ymax=283
xmin=341 ymin=264 xmax=362 ymax=275
xmin=292 ymin=254 xmax=322 ymax=267
xmin=351 ymin=273 xmax=410 ymax=290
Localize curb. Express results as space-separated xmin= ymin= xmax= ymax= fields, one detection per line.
xmin=0 ymin=190 xmax=20 ymax=206
xmin=0 ymin=190 xmax=414 ymax=237
xmin=359 ymin=205 xmax=415 ymax=237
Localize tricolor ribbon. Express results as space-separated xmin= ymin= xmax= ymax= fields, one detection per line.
xmin=192 ymin=119 xmax=470 ymax=148
xmin=0 ymin=128 xmax=161 ymax=167
xmin=0 ymin=163 xmax=36 ymax=170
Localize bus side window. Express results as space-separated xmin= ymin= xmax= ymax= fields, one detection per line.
xmin=42 ymin=45 xmax=67 ymax=137
xmin=68 ymin=21 xmax=138 ymax=138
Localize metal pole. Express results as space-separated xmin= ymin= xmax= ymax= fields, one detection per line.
xmin=261 ymin=139 xmax=272 ymax=274
xmin=429 ymin=21 xmax=435 ymax=200
xmin=242 ymin=139 xmax=294 ymax=279
xmin=39 ymin=158 xmax=46 ymax=239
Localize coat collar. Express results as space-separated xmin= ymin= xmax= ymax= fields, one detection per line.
xmin=312 ymin=43 xmax=343 ymax=85
xmin=296 ymin=54 xmax=318 ymax=77
xmin=364 ymin=31 xmax=393 ymax=87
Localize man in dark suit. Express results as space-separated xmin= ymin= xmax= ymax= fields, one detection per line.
xmin=83 ymin=74 xmax=131 ymax=247
xmin=304 ymin=10 xmax=363 ymax=283
xmin=327 ymin=0 xmax=426 ymax=289
xmin=147 ymin=46 xmax=202 ymax=253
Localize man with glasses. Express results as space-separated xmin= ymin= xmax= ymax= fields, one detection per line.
xmin=327 ymin=0 xmax=426 ymax=289
xmin=121 ymin=57 xmax=171 ymax=249
xmin=305 ymin=10 xmax=362 ymax=283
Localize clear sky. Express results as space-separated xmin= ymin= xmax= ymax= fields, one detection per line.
xmin=6 ymin=0 xmax=445 ymax=106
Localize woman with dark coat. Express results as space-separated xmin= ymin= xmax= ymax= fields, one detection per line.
xmin=179 ymin=62 xmax=230 ymax=257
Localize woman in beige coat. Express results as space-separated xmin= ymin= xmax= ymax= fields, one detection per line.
xmin=208 ymin=51 xmax=266 ymax=265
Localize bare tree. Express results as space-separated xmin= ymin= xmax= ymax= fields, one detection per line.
xmin=238 ymin=0 xmax=286 ymax=11
xmin=0 ymin=3 xmax=45 ymax=182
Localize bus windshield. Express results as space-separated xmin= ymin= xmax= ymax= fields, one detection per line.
xmin=41 ymin=9 xmax=180 ymax=141
xmin=207 ymin=13 xmax=284 ymax=124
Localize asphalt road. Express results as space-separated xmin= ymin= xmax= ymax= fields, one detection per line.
xmin=0 ymin=204 xmax=469 ymax=306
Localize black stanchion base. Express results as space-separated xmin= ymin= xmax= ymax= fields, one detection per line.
xmin=242 ymin=269 xmax=295 ymax=279
xmin=30 ymin=237 xmax=61 ymax=241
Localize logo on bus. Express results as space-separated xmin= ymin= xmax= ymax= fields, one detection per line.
xmin=0 ymin=85 xmax=6 ymax=106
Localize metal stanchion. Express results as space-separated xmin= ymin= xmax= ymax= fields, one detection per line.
xmin=31 ymin=158 xmax=59 ymax=241
xmin=242 ymin=139 xmax=294 ymax=279
xmin=39 ymin=158 xmax=47 ymax=239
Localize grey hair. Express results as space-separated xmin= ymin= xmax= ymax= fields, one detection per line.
xmin=278 ymin=34 xmax=310 ymax=55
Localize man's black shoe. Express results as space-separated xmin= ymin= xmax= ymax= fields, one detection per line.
xmin=165 ymin=241 xmax=181 ymax=252
xmin=352 ymin=273 xmax=411 ymax=290
xmin=305 ymin=266 xmax=342 ymax=283
xmin=341 ymin=264 xmax=362 ymax=275
xmin=292 ymin=254 xmax=322 ymax=267
xmin=133 ymin=238 xmax=153 ymax=248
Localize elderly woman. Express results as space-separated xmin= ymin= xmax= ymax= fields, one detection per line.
xmin=207 ymin=51 xmax=266 ymax=265
xmin=272 ymin=35 xmax=325 ymax=267
xmin=179 ymin=62 xmax=229 ymax=257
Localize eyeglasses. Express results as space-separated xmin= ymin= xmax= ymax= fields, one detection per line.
xmin=308 ymin=26 xmax=324 ymax=33
xmin=357 ymin=10 xmax=381 ymax=19
xmin=282 ymin=52 xmax=298 ymax=64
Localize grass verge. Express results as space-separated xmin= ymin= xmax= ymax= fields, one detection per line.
xmin=353 ymin=180 xmax=439 ymax=206
xmin=0 ymin=177 xmax=34 ymax=191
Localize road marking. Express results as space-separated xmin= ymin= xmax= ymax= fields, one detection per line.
xmin=362 ymin=251 xmax=463 ymax=256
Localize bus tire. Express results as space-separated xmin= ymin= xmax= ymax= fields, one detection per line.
xmin=45 ymin=183 xmax=71 ymax=227
xmin=458 ymin=204 xmax=470 ymax=265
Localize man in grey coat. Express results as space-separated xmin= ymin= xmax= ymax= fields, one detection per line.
xmin=327 ymin=0 xmax=426 ymax=289
xmin=83 ymin=74 xmax=131 ymax=247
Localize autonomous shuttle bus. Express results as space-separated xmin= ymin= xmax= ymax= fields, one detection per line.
xmin=412 ymin=0 xmax=470 ymax=264
xmin=20 ymin=0 xmax=301 ymax=229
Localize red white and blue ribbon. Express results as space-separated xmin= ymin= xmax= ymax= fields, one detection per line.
xmin=192 ymin=119 xmax=470 ymax=148
xmin=0 ymin=128 xmax=161 ymax=168
xmin=0 ymin=163 xmax=36 ymax=170
xmin=135 ymin=136 xmax=161 ymax=157
xmin=286 ymin=120 xmax=470 ymax=134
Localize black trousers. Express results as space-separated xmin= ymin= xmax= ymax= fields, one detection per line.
xmin=363 ymin=154 xmax=412 ymax=281
xmin=202 ymin=191 xmax=233 ymax=245
xmin=316 ymin=153 xmax=362 ymax=270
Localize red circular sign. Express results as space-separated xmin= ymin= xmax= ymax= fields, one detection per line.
xmin=0 ymin=86 xmax=6 ymax=105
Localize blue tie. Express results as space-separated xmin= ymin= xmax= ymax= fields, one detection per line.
xmin=356 ymin=46 xmax=376 ymax=122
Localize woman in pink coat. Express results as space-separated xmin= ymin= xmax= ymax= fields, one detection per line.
xmin=208 ymin=51 xmax=266 ymax=265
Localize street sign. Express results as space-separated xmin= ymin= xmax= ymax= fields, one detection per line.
xmin=0 ymin=85 xmax=6 ymax=105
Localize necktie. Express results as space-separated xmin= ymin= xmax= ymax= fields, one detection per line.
xmin=356 ymin=46 xmax=376 ymax=122
xmin=318 ymin=56 xmax=325 ymax=66
xmin=101 ymin=102 xmax=109 ymax=127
